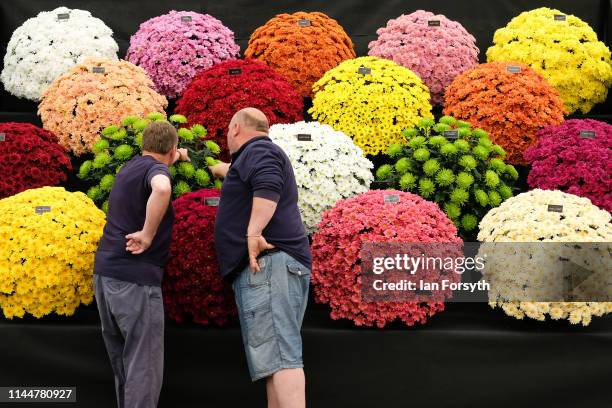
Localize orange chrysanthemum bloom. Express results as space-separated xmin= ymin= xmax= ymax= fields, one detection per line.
xmin=443 ymin=62 xmax=566 ymax=164
xmin=39 ymin=57 xmax=167 ymax=156
xmin=245 ymin=11 xmax=355 ymax=97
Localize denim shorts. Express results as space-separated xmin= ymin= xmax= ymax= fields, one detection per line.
xmin=232 ymin=250 xmax=310 ymax=381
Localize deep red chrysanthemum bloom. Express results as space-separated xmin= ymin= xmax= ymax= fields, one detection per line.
xmin=0 ymin=122 xmax=72 ymax=199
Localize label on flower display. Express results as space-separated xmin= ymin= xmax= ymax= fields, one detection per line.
xmin=547 ymin=204 xmax=563 ymax=213
xmin=506 ymin=66 xmax=521 ymax=73
xmin=92 ymin=66 xmax=105 ymax=74
xmin=181 ymin=16 xmax=192 ymax=23
xmin=35 ymin=206 xmax=51 ymax=215
xmin=205 ymin=197 xmax=220 ymax=206
xmin=0 ymin=133 xmax=5 ymax=142
xmin=579 ymin=130 xmax=596 ymax=139
xmin=358 ymin=66 xmax=372 ymax=75
xmin=384 ymin=194 xmax=400 ymax=203
xmin=296 ymin=134 xmax=312 ymax=141
xmin=297 ymin=19 xmax=311 ymax=26
xmin=57 ymin=13 xmax=70 ymax=21
xmin=428 ymin=20 xmax=440 ymax=27
xmin=228 ymin=68 xmax=242 ymax=75
xmin=554 ymin=14 xmax=567 ymax=21
xmin=443 ymin=130 xmax=458 ymax=139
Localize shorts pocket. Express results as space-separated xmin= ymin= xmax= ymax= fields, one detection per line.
xmin=244 ymin=301 xmax=275 ymax=348
xmin=287 ymin=261 xmax=311 ymax=278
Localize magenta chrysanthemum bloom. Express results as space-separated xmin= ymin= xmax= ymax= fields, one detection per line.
xmin=311 ymin=190 xmax=462 ymax=328
xmin=368 ymin=10 xmax=479 ymax=105
xmin=525 ymin=119 xmax=612 ymax=212
xmin=126 ymin=10 xmax=240 ymax=98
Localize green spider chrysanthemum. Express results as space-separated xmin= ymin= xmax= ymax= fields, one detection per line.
xmin=146 ymin=112 xmax=165 ymax=121
xmin=191 ymin=124 xmax=207 ymax=137
xmin=169 ymin=114 xmax=188 ymax=124
xmin=488 ymin=190 xmax=502 ymax=207
xmin=402 ymin=128 xmax=419 ymax=139
xmin=461 ymin=214 xmax=478 ymax=231
xmin=433 ymin=123 xmax=452 ymax=133
xmin=504 ymin=164 xmax=519 ymax=180
xmin=485 ymin=170 xmax=500 ymax=188
xmin=458 ymin=155 xmax=477 ymax=170
xmin=387 ymin=143 xmax=404 ymax=157
xmin=474 ymin=189 xmax=489 ymax=206
xmin=492 ymin=145 xmax=506 ymax=157
xmin=489 ymin=158 xmax=506 ymax=172
xmin=92 ymin=139 xmax=110 ymax=153
xmin=440 ymin=143 xmax=458 ymax=156
xmin=498 ymin=184 xmax=513 ymax=199
xmin=439 ymin=116 xmax=457 ymax=126
xmin=194 ymin=169 xmax=211 ymax=186
xmin=444 ymin=202 xmax=461 ymax=219
xmin=450 ymin=188 xmax=469 ymax=205
xmin=114 ymin=144 xmax=133 ymax=160
xmin=422 ymin=159 xmax=440 ymax=176
xmin=177 ymin=162 xmax=196 ymax=179
xmin=408 ymin=136 xmax=427 ymax=149
xmin=133 ymin=119 xmax=150 ymax=132
xmin=173 ymin=180 xmax=191 ymax=196
xmin=376 ymin=164 xmax=393 ymax=180
xmin=205 ymin=140 xmax=221 ymax=155
xmin=418 ymin=178 xmax=435 ymax=198
xmin=79 ymin=160 xmax=92 ymax=178
xmin=395 ymin=157 xmax=413 ymax=174
xmin=455 ymin=172 xmax=474 ymax=189
xmin=472 ymin=128 xmax=488 ymax=139
xmin=87 ymin=186 xmax=102 ymax=201
xmin=472 ymin=145 xmax=490 ymax=160
xmin=399 ymin=172 xmax=417 ymax=190
xmin=99 ymin=174 xmax=115 ymax=192
xmin=453 ymin=139 xmax=470 ymax=152
xmin=435 ymin=168 xmax=455 ymax=187
xmin=92 ymin=152 xmax=112 ymax=169
xmin=413 ymin=148 xmax=430 ymax=162
xmin=178 ymin=128 xmax=194 ymax=142
xmin=428 ymin=135 xmax=447 ymax=147
xmin=101 ymin=125 xmax=118 ymax=136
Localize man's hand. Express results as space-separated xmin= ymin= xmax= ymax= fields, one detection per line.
xmin=209 ymin=162 xmax=230 ymax=179
xmin=173 ymin=148 xmax=190 ymax=164
xmin=248 ymin=236 xmax=275 ymax=273
xmin=125 ymin=230 xmax=154 ymax=255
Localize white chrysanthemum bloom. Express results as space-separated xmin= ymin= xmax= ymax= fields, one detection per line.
xmin=1 ymin=7 xmax=118 ymax=101
xmin=477 ymin=189 xmax=612 ymax=325
xmin=269 ymin=121 xmax=373 ymax=233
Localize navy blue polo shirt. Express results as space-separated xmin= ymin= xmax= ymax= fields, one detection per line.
xmin=94 ymin=155 xmax=174 ymax=286
xmin=214 ymin=136 xmax=311 ymax=280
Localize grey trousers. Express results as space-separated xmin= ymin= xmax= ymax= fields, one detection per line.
xmin=94 ymin=274 xmax=164 ymax=408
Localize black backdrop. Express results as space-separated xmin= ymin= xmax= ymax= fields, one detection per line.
xmin=0 ymin=1 xmax=612 ymax=408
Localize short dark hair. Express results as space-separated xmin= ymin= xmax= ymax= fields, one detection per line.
xmin=142 ymin=121 xmax=178 ymax=154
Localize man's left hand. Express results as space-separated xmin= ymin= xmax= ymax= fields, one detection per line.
xmin=248 ymin=235 xmax=275 ymax=273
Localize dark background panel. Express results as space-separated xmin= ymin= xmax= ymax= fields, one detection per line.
xmin=0 ymin=0 xmax=610 ymax=116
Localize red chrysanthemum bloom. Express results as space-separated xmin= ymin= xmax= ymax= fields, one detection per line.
xmin=311 ymin=190 xmax=462 ymax=328
xmin=525 ymin=119 xmax=611 ymax=212
xmin=0 ymin=122 xmax=72 ymax=199
xmin=163 ymin=189 xmax=237 ymax=325
xmin=175 ymin=58 xmax=303 ymax=159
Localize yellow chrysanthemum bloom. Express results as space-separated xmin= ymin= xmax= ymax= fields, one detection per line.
xmin=487 ymin=7 xmax=612 ymax=114
xmin=0 ymin=187 xmax=105 ymax=319
xmin=309 ymin=56 xmax=433 ymax=155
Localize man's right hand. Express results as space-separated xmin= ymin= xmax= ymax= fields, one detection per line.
xmin=209 ymin=162 xmax=230 ymax=179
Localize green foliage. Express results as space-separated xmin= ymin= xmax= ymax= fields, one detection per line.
xmin=374 ymin=116 xmax=517 ymax=237
xmin=78 ymin=112 xmax=221 ymax=211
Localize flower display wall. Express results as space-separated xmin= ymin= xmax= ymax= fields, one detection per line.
xmin=38 ymin=57 xmax=168 ymax=156
xmin=309 ymin=56 xmax=433 ymax=156
xmin=525 ymin=119 xmax=611 ymax=212
xmin=477 ymin=189 xmax=612 ymax=325
xmin=0 ymin=123 xmax=72 ymax=199
xmin=1 ymin=7 xmax=119 ymax=101
xmin=163 ymin=189 xmax=236 ymax=325
xmin=375 ymin=116 xmax=517 ymax=236
xmin=268 ymin=121 xmax=373 ymax=232
xmin=443 ymin=61 xmax=566 ymax=164
xmin=78 ymin=113 xmax=221 ymax=211
xmin=368 ymin=10 xmax=479 ymax=105
xmin=0 ymin=187 xmax=105 ymax=319
xmin=245 ymin=11 xmax=355 ymax=97
xmin=127 ymin=10 xmax=240 ymax=99
xmin=487 ymin=7 xmax=612 ymax=114
xmin=311 ymin=190 xmax=461 ymax=328
xmin=175 ymin=59 xmax=303 ymax=159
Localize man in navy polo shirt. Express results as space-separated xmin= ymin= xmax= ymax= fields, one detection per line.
xmin=211 ymin=108 xmax=311 ymax=408
xmin=93 ymin=121 xmax=189 ymax=408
